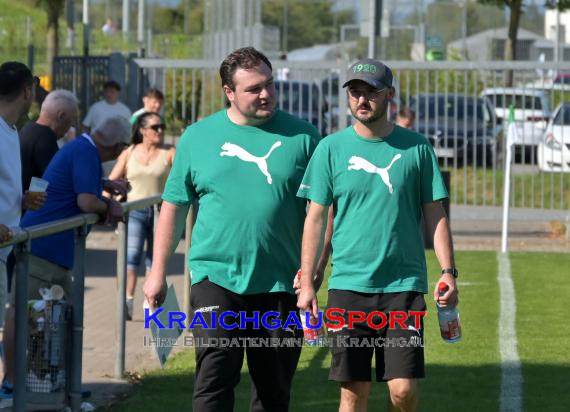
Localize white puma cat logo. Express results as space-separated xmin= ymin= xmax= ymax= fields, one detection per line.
xmin=347 ymin=154 xmax=402 ymax=193
xmin=220 ymin=141 xmax=282 ymax=184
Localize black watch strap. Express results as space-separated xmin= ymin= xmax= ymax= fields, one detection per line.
xmin=441 ymin=267 xmax=458 ymax=278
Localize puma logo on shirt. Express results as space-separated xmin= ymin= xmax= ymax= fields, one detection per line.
xmin=220 ymin=141 xmax=282 ymax=184
xmin=347 ymin=154 xmax=402 ymax=193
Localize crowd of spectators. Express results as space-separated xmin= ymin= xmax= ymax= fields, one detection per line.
xmin=0 ymin=61 xmax=167 ymax=401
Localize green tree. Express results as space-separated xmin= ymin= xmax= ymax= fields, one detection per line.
xmin=520 ymin=2 xmax=544 ymax=35
xmin=478 ymin=0 xmax=570 ymax=85
xmin=406 ymin=1 xmax=504 ymax=61
xmin=152 ymin=0 xmax=204 ymax=35
xmin=262 ymin=0 xmax=354 ymax=52
xmin=38 ymin=0 xmax=65 ymax=79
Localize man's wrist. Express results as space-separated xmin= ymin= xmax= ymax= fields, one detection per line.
xmin=441 ymin=267 xmax=458 ymax=278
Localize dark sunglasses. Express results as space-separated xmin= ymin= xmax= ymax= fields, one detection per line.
xmin=146 ymin=123 xmax=166 ymax=132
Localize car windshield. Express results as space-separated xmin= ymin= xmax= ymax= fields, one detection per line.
xmin=414 ymin=97 xmax=489 ymax=122
xmin=485 ymin=94 xmax=543 ymax=110
xmin=553 ymin=104 xmax=570 ymax=125
xmin=275 ymin=82 xmax=321 ymax=113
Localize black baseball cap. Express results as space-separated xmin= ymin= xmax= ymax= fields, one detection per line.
xmin=342 ymin=58 xmax=393 ymax=90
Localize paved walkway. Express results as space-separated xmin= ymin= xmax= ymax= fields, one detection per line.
xmin=80 ymin=228 xmax=187 ymax=409
xmin=5 ymin=206 xmax=569 ymax=410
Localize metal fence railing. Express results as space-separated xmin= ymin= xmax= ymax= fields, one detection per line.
xmin=0 ymin=195 xmax=189 ymax=411
xmin=134 ymin=59 xmax=570 ymax=214
xmin=2 ymin=214 xmax=97 ymax=412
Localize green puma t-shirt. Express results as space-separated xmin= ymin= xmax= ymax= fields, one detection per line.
xmin=297 ymin=125 xmax=448 ymax=294
xmin=163 ymin=109 xmax=320 ymax=295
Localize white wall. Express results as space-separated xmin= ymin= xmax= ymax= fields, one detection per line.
xmin=545 ymin=9 xmax=570 ymax=44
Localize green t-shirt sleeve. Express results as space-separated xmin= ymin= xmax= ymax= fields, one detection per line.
xmin=297 ymin=141 xmax=333 ymax=206
xmin=162 ymin=129 xmax=197 ymax=206
xmin=419 ymin=143 xmax=448 ymax=204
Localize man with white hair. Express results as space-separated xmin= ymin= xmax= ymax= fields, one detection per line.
xmin=19 ymin=89 xmax=79 ymax=190
xmin=2 ymin=116 xmax=131 ymax=393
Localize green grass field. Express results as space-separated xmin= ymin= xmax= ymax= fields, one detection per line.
xmin=103 ymin=251 xmax=570 ymax=411
xmin=446 ymin=167 xmax=570 ymax=210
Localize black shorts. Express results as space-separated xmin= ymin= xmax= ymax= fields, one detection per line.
xmin=191 ymin=279 xmax=303 ymax=412
xmin=327 ymin=289 xmax=426 ymax=382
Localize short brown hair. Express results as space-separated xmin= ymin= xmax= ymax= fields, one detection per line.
xmin=219 ymin=47 xmax=272 ymax=91
xmin=144 ymin=88 xmax=164 ymax=101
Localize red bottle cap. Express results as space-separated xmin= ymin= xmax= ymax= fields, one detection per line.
xmin=438 ymin=282 xmax=449 ymax=293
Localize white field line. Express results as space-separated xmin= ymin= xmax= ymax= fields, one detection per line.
xmin=497 ymin=252 xmax=523 ymax=412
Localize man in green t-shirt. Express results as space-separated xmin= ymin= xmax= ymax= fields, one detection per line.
xmin=297 ymin=58 xmax=459 ymax=412
xmin=144 ymin=47 xmax=325 ymax=411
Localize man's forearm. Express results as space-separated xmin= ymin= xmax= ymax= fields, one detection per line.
xmin=300 ymin=204 xmax=329 ymax=291
xmin=77 ymin=194 xmax=108 ymax=216
xmin=424 ymin=202 xmax=455 ymax=269
xmin=433 ymin=216 xmax=454 ymax=269
xmin=316 ymin=206 xmax=333 ymax=271
xmin=152 ymin=201 xmax=189 ymax=278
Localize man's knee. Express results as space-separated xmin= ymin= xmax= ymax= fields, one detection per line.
xmin=388 ymin=378 xmax=418 ymax=408
xmin=340 ymin=381 xmax=370 ymax=405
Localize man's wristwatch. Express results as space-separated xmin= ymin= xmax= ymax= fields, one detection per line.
xmin=441 ymin=267 xmax=459 ymax=278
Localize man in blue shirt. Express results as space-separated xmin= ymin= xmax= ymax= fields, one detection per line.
xmin=2 ymin=116 xmax=131 ymax=391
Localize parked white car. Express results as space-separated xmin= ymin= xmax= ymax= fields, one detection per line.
xmin=538 ymin=103 xmax=570 ymax=173
xmin=481 ymin=88 xmax=550 ymax=148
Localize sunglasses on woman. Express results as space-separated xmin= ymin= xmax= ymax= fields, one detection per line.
xmin=146 ymin=123 xmax=166 ymax=132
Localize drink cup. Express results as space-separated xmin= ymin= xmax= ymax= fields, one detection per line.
xmin=29 ymin=177 xmax=49 ymax=193
xmin=28 ymin=177 xmax=49 ymax=203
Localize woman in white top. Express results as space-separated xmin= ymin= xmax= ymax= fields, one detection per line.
xmin=109 ymin=112 xmax=175 ymax=320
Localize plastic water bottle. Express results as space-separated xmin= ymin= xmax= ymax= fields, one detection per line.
xmin=296 ymin=270 xmax=324 ymax=346
xmin=299 ymin=310 xmax=324 ymax=346
xmin=436 ymin=282 xmax=462 ymax=343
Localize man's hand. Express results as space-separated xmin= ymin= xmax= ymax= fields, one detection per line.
xmin=293 ymin=267 xmax=325 ymax=295
xmin=297 ymin=286 xmax=319 ymax=320
xmin=22 ymin=191 xmax=46 ymax=210
xmin=143 ymin=270 xmax=167 ymax=309
xmin=433 ymin=273 xmax=459 ymax=308
xmin=0 ymin=225 xmax=13 ymax=243
xmin=103 ymin=179 xmax=130 ymax=202
xmin=101 ymin=197 xmax=124 ymax=225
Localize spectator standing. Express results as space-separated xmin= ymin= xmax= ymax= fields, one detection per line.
xmin=2 ymin=117 xmax=130 ymax=393
xmin=0 ymin=62 xmax=43 ymax=401
xmin=130 ymin=88 xmax=164 ymax=125
xmin=395 ymin=106 xmax=415 ymax=129
xmin=101 ymin=18 xmax=116 ymax=36
xmin=0 ymin=61 xmax=38 ymax=323
xmin=82 ymin=80 xmax=131 ymax=134
xmin=20 ymin=89 xmax=79 ymax=190
xmin=108 ymin=112 xmax=175 ymax=320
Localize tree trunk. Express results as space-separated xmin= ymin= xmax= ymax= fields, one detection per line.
xmin=46 ymin=0 xmax=64 ymax=82
xmin=504 ymin=0 xmax=523 ymax=87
